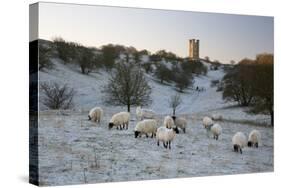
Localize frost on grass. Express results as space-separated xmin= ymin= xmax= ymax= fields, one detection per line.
xmin=37 ymin=60 xmax=273 ymax=186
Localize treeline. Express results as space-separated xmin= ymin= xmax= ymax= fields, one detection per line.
xmin=155 ymin=59 xmax=207 ymax=92
xmin=39 ymin=37 xmax=208 ymax=92
xmin=222 ymin=53 xmax=274 ymax=126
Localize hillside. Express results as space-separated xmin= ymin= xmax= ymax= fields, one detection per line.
xmin=37 ymin=58 xmax=273 ymax=186
xmin=39 ymin=58 xmax=270 ymax=124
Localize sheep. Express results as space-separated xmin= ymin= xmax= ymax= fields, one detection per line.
xmin=88 ymin=107 xmax=103 ymax=123
xmin=134 ymin=119 xmax=158 ymax=138
xmin=172 ymin=116 xmax=187 ymax=133
xmin=164 ymin=116 xmax=174 ymax=129
xmin=156 ymin=126 xmax=179 ymax=149
xmin=211 ymin=113 xmax=223 ymax=121
xmin=202 ymin=116 xmax=213 ymax=129
xmin=210 ymin=123 xmax=222 ymax=140
xmin=136 ymin=106 xmax=156 ymax=121
xmin=108 ymin=112 xmax=130 ymax=130
xmin=248 ymin=130 xmax=261 ymax=148
xmin=232 ymin=132 xmax=247 ymax=154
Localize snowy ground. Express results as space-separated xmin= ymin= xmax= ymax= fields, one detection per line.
xmin=37 ymin=60 xmax=273 ymax=186
xmin=38 ymin=109 xmax=273 ymax=186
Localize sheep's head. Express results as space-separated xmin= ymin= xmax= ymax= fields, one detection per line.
xmin=88 ymin=115 xmax=91 ymax=121
xmin=233 ymin=144 xmax=239 ymax=152
xmin=173 ymin=127 xmax=179 ymax=134
xmin=247 ymin=141 xmax=253 ymax=147
xmin=134 ymin=131 xmax=140 ymax=138
xmin=108 ymin=122 xmax=114 ymax=129
xmin=233 ymin=144 xmax=242 ymax=153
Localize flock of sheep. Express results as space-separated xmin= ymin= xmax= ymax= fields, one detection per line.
xmin=88 ymin=106 xmax=261 ymax=153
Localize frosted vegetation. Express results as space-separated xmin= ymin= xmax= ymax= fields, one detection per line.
xmin=35 ymin=39 xmax=273 ymax=186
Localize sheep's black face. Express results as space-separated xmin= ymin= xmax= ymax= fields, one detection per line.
xmin=88 ymin=115 xmax=91 ymax=121
xmin=248 ymin=141 xmax=253 ymax=147
xmin=134 ymin=131 xmax=140 ymax=138
xmin=108 ymin=123 xmax=114 ymax=129
xmin=173 ymin=127 xmax=179 ymax=134
xmin=172 ymin=116 xmax=176 ymax=121
xmin=233 ymin=144 xmax=239 ymax=152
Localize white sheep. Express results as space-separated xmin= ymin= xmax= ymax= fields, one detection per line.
xmin=248 ymin=130 xmax=261 ymax=148
xmin=136 ymin=106 xmax=156 ymax=120
xmin=108 ymin=112 xmax=130 ymax=130
xmin=203 ymin=116 xmax=213 ymax=129
xmin=134 ymin=119 xmax=158 ymax=138
xmin=172 ymin=116 xmax=187 ymax=133
xmin=164 ymin=115 xmax=174 ymax=129
xmin=88 ymin=107 xmax=103 ymax=123
xmin=211 ymin=113 xmax=223 ymax=121
xmin=232 ymin=132 xmax=247 ymax=154
xmin=210 ymin=123 xmax=222 ymax=140
xmin=156 ymin=126 xmax=179 ymax=149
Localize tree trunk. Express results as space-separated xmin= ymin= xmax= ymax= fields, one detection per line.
xmin=173 ymin=109 xmax=175 ymax=116
xmin=127 ymin=103 xmax=130 ymax=112
xmin=270 ymin=110 xmax=274 ymax=126
xmin=81 ymin=65 xmax=85 ymax=74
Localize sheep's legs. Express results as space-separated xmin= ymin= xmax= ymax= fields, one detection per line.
xmin=255 ymin=143 xmax=258 ymax=148
xmin=146 ymin=134 xmax=149 ymax=138
xmin=183 ymin=128 xmax=186 ymax=133
xmin=163 ymin=142 xmax=167 ymax=148
xmin=240 ymin=148 xmax=243 ymax=154
xmin=168 ymin=141 xmax=171 ymax=149
xmin=157 ymin=140 xmax=159 ymax=146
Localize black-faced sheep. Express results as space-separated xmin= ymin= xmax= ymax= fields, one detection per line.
xmin=232 ymin=132 xmax=247 ymax=154
xmin=88 ymin=107 xmax=103 ymax=123
xmin=203 ymin=116 xmax=213 ymax=129
xmin=108 ymin=112 xmax=130 ymax=130
xmin=210 ymin=123 xmax=222 ymax=140
xmin=156 ymin=126 xmax=179 ymax=149
xmin=134 ymin=119 xmax=158 ymax=138
xmin=172 ymin=116 xmax=187 ymax=133
xmin=211 ymin=113 xmax=223 ymax=121
xmin=136 ymin=106 xmax=156 ymax=121
xmin=164 ymin=116 xmax=174 ymax=129
xmin=248 ymin=130 xmax=261 ymax=148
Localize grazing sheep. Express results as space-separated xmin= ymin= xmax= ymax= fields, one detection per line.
xmin=232 ymin=132 xmax=247 ymax=154
xmin=211 ymin=113 xmax=223 ymax=121
xmin=156 ymin=126 xmax=179 ymax=149
xmin=203 ymin=116 xmax=213 ymax=129
xmin=134 ymin=119 xmax=158 ymax=138
xmin=164 ymin=116 xmax=174 ymax=129
xmin=172 ymin=116 xmax=187 ymax=133
xmin=108 ymin=112 xmax=130 ymax=130
xmin=136 ymin=106 xmax=156 ymax=120
xmin=248 ymin=130 xmax=261 ymax=148
xmin=210 ymin=123 xmax=222 ymax=140
xmin=88 ymin=107 xmax=103 ymax=123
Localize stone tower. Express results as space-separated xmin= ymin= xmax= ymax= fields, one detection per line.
xmin=189 ymin=39 xmax=200 ymax=60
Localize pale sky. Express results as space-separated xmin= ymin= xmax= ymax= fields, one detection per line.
xmin=38 ymin=2 xmax=274 ymax=63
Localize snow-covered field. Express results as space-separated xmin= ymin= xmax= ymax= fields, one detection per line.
xmin=37 ymin=60 xmax=273 ymax=186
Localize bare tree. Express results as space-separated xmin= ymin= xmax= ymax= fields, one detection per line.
xmin=40 ymin=82 xmax=76 ymax=109
xmin=169 ymin=93 xmax=182 ymax=116
xmin=103 ymin=62 xmax=152 ymax=112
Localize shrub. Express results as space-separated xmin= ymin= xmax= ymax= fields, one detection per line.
xmin=40 ymin=82 xmax=76 ymax=109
